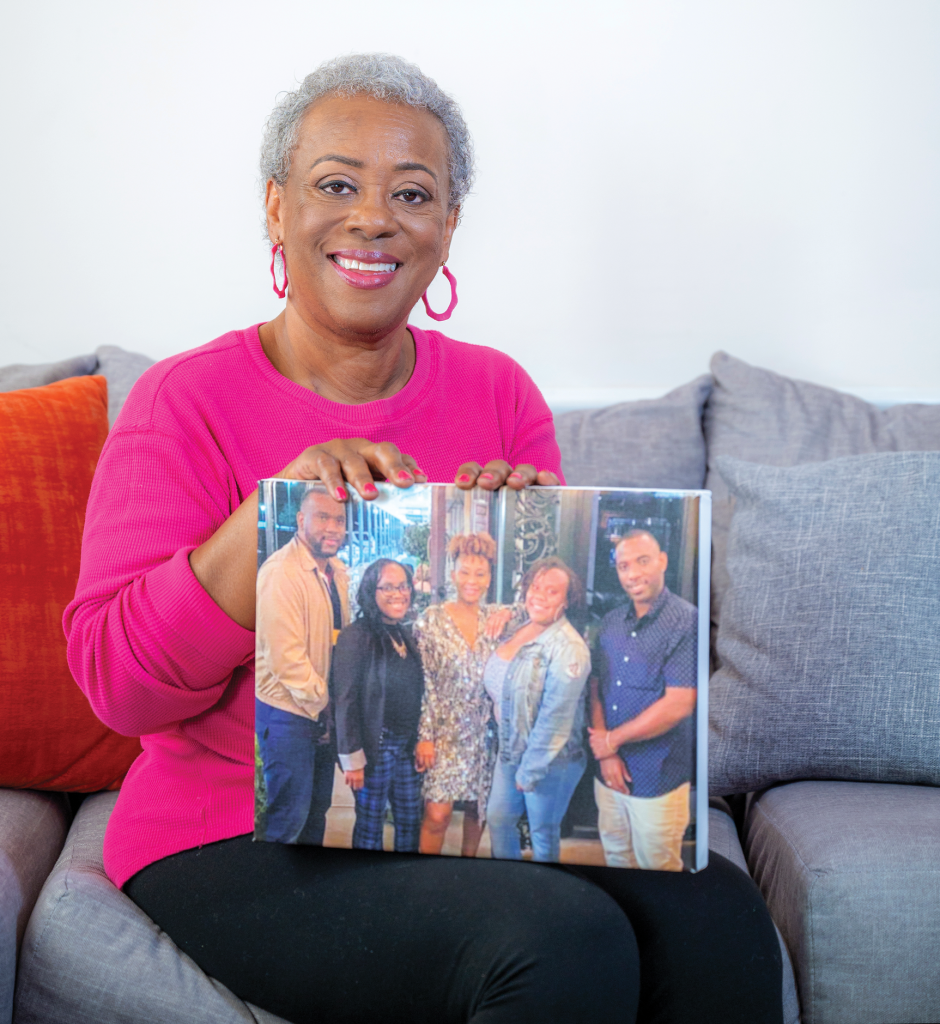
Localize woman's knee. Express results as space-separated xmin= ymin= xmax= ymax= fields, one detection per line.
xmin=422 ymin=802 xmax=452 ymax=831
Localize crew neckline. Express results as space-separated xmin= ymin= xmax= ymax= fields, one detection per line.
xmin=242 ymin=323 xmax=437 ymax=424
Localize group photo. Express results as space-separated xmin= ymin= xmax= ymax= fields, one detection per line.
xmin=255 ymin=479 xmax=709 ymax=872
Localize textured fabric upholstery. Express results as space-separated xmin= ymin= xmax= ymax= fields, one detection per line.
xmin=14 ymin=793 xmax=287 ymax=1024
xmin=745 ymin=782 xmax=940 ymax=1024
xmin=0 ymin=377 xmax=142 ymax=791
xmin=554 ymin=375 xmax=712 ymax=488
xmin=710 ymin=452 xmax=940 ymax=795
xmin=94 ymin=345 xmax=155 ymax=426
xmin=703 ymin=351 xmax=940 ymax=632
xmin=0 ymin=346 xmax=154 ymax=425
xmin=0 ymin=790 xmax=70 ymax=1024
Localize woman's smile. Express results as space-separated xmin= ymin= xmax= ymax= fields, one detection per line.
xmin=328 ymin=249 xmax=402 ymax=289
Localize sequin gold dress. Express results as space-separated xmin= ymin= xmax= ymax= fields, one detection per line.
xmin=414 ymin=603 xmax=516 ymax=808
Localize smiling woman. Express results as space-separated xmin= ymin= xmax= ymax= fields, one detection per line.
xmin=64 ymin=53 xmax=783 ymax=1024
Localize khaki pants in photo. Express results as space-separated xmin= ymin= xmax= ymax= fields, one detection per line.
xmin=594 ymin=777 xmax=691 ymax=872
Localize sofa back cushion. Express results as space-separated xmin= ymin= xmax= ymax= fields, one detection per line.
xmin=704 ymin=352 xmax=940 ymax=633
xmin=0 ymin=376 xmax=141 ymax=790
xmin=555 ymin=375 xmax=712 ymax=488
xmin=709 ymin=451 xmax=940 ymax=795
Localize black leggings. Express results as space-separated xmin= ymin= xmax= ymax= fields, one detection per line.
xmin=126 ymin=837 xmax=782 ymax=1024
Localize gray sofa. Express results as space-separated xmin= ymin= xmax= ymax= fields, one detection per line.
xmin=3 ymin=349 xmax=939 ymax=1023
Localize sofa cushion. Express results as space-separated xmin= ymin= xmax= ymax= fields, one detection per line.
xmin=703 ymin=351 xmax=940 ymax=631
xmin=555 ymin=375 xmax=712 ymax=488
xmin=709 ymin=452 xmax=940 ymax=795
xmin=0 ymin=377 xmax=142 ymax=791
xmin=14 ymin=793 xmax=288 ymax=1024
xmin=15 ymin=794 xmax=797 ymax=1024
xmin=745 ymin=781 xmax=940 ymax=1024
xmin=0 ymin=355 xmax=98 ymax=393
xmin=0 ymin=790 xmax=70 ymax=1024
xmin=0 ymin=346 xmax=155 ymax=426
xmin=94 ymin=345 xmax=155 ymax=426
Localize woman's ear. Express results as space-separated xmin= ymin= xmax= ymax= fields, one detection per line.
xmin=265 ymin=179 xmax=284 ymax=244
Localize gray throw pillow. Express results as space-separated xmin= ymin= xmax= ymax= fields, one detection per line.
xmin=704 ymin=352 xmax=940 ymax=633
xmin=0 ymin=353 xmax=97 ymax=392
xmin=555 ymin=375 xmax=712 ymax=488
xmin=95 ymin=344 xmax=155 ymax=425
xmin=709 ymin=452 xmax=940 ymax=795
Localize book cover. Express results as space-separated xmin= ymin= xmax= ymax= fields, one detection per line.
xmin=255 ymin=481 xmax=711 ymax=871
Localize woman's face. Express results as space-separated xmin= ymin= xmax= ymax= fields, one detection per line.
xmin=452 ymin=554 xmax=491 ymax=606
xmin=375 ymin=562 xmax=412 ymax=622
xmin=266 ymin=94 xmax=458 ymax=339
xmin=525 ymin=568 xmax=570 ymax=626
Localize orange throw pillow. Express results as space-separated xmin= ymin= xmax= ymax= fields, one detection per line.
xmin=0 ymin=375 xmax=142 ymax=791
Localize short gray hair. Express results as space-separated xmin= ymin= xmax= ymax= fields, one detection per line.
xmin=259 ymin=53 xmax=474 ymax=212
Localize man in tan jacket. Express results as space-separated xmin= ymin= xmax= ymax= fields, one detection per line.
xmin=255 ymin=488 xmax=351 ymax=844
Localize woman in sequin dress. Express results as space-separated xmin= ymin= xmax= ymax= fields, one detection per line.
xmin=414 ymin=532 xmax=514 ymax=856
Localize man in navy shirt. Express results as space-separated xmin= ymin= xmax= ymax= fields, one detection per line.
xmin=588 ymin=530 xmax=697 ymax=871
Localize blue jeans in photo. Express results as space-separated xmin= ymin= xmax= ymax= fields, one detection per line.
xmin=487 ymin=755 xmax=586 ymax=863
xmin=256 ymin=699 xmax=336 ymax=845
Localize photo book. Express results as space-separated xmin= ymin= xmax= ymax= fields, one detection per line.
xmin=255 ymin=481 xmax=711 ymax=872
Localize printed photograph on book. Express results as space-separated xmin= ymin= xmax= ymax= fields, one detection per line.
xmin=255 ymin=481 xmax=711 ymax=871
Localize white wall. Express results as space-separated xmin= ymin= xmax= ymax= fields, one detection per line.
xmin=2 ymin=0 xmax=938 ymax=402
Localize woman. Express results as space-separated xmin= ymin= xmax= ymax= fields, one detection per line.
xmin=414 ymin=532 xmax=512 ymax=856
xmin=64 ymin=54 xmax=782 ymax=1024
xmin=332 ymin=559 xmax=424 ymax=852
xmin=485 ymin=557 xmax=590 ymax=863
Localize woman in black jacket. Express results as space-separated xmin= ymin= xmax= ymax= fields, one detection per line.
xmin=332 ymin=558 xmax=425 ymax=852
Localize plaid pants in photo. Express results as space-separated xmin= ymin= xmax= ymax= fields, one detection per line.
xmin=352 ymin=730 xmax=423 ymax=853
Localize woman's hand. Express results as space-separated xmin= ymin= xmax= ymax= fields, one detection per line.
xmin=598 ymin=754 xmax=632 ymax=795
xmin=453 ymin=461 xmax=559 ymax=491
xmin=280 ymin=438 xmax=428 ymax=501
xmin=483 ymin=607 xmax=513 ymax=640
xmin=345 ymin=768 xmax=365 ymax=791
xmin=415 ymin=740 xmax=435 ymax=772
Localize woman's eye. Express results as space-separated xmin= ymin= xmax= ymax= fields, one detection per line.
xmin=394 ymin=189 xmax=428 ymax=204
xmin=320 ymin=181 xmax=355 ymax=195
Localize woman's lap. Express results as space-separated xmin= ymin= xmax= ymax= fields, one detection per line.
xmin=125 ymin=836 xmax=780 ymax=1024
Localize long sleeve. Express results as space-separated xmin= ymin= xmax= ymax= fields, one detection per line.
xmin=332 ymin=624 xmax=367 ymax=771
xmin=255 ymin=555 xmax=329 ymax=719
xmin=516 ymin=637 xmax=591 ymax=791
xmin=63 ymin=429 xmax=254 ymax=737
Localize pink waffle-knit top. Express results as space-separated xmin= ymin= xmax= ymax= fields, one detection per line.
xmin=64 ymin=324 xmax=563 ymax=888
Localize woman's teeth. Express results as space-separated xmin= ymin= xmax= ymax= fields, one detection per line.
xmin=335 ymin=257 xmax=397 ymax=273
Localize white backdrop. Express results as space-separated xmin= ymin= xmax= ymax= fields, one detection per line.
xmin=2 ymin=0 xmax=938 ymax=403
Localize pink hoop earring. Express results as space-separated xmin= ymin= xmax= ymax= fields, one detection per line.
xmin=421 ymin=266 xmax=458 ymax=321
xmin=270 ymin=243 xmax=288 ymax=298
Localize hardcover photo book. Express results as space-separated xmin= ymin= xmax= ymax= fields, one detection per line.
xmin=255 ymin=481 xmax=711 ymax=872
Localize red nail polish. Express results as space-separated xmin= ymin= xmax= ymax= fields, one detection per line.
xmin=364 ymin=482 xmax=378 ymax=494
xmin=336 ymin=486 xmax=348 ymax=501
xmin=397 ymin=470 xmax=412 ymax=481
xmin=457 ymin=473 xmax=471 ymax=483
xmin=509 ymin=472 xmax=523 ymax=480
xmin=479 ymin=473 xmax=494 ymax=481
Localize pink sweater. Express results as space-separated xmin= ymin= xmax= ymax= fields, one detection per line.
xmin=65 ymin=324 xmax=562 ymax=888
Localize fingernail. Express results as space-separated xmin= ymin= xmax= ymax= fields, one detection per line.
xmin=457 ymin=473 xmax=471 ymax=483
xmin=336 ymin=486 xmax=348 ymax=501
xmin=479 ymin=473 xmax=495 ymax=481
xmin=508 ymin=472 xmax=523 ymax=480
xmin=397 ymin=470 xmax=412 ymax=481
xmin=364 ymin=482 xmax=378 ymax=494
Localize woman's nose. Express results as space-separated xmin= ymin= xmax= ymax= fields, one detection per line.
xmin=343 ymin=188 xmax=396 ymax=238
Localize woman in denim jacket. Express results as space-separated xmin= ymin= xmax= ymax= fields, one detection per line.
xmin=484 ymin=557 xmax=591 ymax=863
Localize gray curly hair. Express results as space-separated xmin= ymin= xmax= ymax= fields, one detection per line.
xmin=259 ymin=53 xmax=474 ymax=212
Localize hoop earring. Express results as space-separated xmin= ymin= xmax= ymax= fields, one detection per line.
xmin=270 ymin=242 xmax=288 ymax=298
xmin=421 ymin=266 xmax=458 ymax=321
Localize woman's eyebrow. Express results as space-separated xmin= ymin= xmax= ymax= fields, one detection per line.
xmin=395 ymin=161 xmax=437 ymax=181
xmin=311 ymin=154 xmax=363 ymax=169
